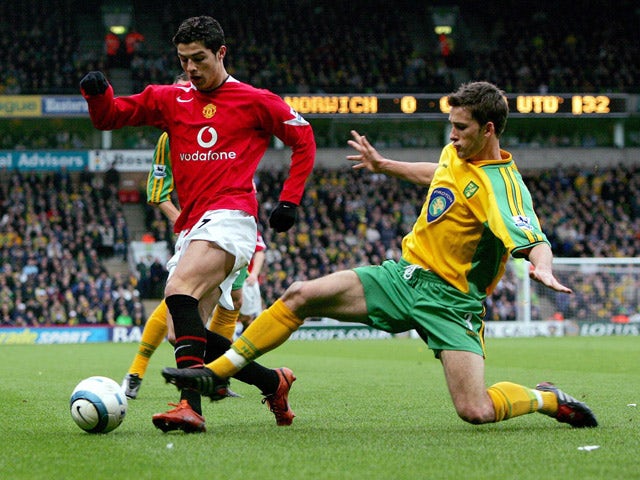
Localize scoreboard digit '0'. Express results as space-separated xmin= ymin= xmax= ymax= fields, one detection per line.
xmin=284 ymin=94 xmax=629 ymax=118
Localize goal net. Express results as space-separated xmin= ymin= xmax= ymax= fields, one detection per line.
xmin=488 ymin=257 xmax=640 ymax=325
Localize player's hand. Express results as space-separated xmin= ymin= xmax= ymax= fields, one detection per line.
xmin=529 ymin=264 xmax=573 ymax=294
xmin=347 ymin=130 xmax=385 ymax=173
xmin=80 ymin=71 xmax=108 ymax=96
xmin=269 ymin=201 xmax=298 ymax=232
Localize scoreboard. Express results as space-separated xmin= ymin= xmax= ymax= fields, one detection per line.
xmin=284 ymin=94 xmax=629 ymax=118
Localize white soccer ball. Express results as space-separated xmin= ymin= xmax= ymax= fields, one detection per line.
xmin=70 ymin=376 xmax=128 ymax=433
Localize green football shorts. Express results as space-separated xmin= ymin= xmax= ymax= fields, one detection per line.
xmin=354 ymin=258 xmax=486 ymax=358
xmin=232 ymin=266 xmax=249 ymax=291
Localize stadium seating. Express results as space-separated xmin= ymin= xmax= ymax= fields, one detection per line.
xmin=1 ymin=2 xmax=638 ymax=96
xmin=0 ymin=170 xmax=144 ymax=326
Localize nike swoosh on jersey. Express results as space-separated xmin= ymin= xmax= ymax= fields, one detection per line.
xmin=177 ymin=97 xmax=193 ymax=103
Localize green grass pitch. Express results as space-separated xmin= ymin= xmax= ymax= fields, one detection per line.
xmin=1 ymin=336 xmax=638 ymax=479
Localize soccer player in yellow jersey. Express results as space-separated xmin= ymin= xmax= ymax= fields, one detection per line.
xmin=163 ymin=81 xmax=597 ymax=428
xmin=124 ymin=129 xmax=296 ymax=433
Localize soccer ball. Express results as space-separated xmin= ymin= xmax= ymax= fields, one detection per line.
xmin=70 ymin=376 xmax=128 ymax=433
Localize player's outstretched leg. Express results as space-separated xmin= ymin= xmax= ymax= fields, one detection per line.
xmin=536 ymin=382 xmax=598 ymax=428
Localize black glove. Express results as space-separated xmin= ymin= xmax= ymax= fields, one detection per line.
xmin=269 ymin=201 xmax=298 ymax=232
xmin=80 ymin=71 xmax=108 ymax=96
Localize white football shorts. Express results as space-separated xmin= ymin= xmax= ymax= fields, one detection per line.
xmin=166 ymin=209 xmax=257 ymax=310
xmin=240 ymin=280 xmax=263 ymax=317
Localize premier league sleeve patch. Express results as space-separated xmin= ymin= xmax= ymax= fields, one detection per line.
xmin=152 ymin=164 xmax=167 ymax=178
xmin=512 ymin=214 xmax=534 ymax=231
xmin=427 ymin=187 xmax=454 ymax=222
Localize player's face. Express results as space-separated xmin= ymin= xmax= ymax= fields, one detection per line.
xmin=448 ymin=106 xmax=488 ymax=160
xmin=177 ymin=42 xmax=226 ymax=92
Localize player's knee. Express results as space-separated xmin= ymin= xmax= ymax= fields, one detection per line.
xmin=455 ymin=403 xmax=493 ymax=425
xmin=281 ymin=280 xmax=309 ymax=308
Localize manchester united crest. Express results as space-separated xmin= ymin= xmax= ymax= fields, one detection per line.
xmin=202 ymin=104 xmax=217 ymax=119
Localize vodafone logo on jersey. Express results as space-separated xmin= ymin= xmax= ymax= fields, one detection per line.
xmin=178 ymin=126 xmax=237 ymax=162
xmin=197 ymin=126 xmax=218 ymax=148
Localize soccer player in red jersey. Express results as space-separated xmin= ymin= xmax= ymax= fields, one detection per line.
xmin=80 ymin=16 xmax=315 ymax=433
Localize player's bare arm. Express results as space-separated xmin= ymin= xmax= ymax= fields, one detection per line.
xmin=346 ymin=130 xmax=437 ymax=186
xmin=527 ymin=243 xmax=573 ymax=294
xmin=246 ymin=250 xmax=265 ymax=286
xmin=156 ymin=200 xmax=181 ymax=224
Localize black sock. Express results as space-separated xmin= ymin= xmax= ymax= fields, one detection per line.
xmin=180 ymin=388 xmax=202 ymax=414
xmin=205 ymin=330 xmax=279 ymax=395
xmin=166 ymin=294 xmax=206 ymax=414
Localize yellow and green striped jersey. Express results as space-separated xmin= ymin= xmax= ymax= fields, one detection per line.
xmin=402 ymin=143 xmax=548 ymax=298
xmin=146 ymin=132 xmax=174 ymax=204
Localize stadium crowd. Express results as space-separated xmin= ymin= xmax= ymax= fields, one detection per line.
xmin=0 ymin=168 xmax=144 ymax=327
xmin=0 ymin=1 xmax=81 ymax=95
xmin=3 ymin=160 xmax=638 ymax=327
xmin=1 ymin=1 xmax=639 ymax=96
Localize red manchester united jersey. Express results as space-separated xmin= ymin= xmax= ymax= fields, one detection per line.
xmin=83 ymin=77 xmax=315 ymax=232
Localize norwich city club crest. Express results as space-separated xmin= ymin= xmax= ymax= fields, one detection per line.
xmin=427 ymin=187 xmax=454 ymax=222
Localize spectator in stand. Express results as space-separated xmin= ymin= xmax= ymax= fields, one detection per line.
xmin=113 ymin=213 xmax=129 ymax=261
xmin=131 ymin=300 xmax=146 ymax=326
xmin=125 ymin=29 xmax=145 ymax=65
xmin=115 ymin=297 xmax=134 ymax=326
xmin=0 ymin=303 xmax=13 ymax=326
xmin=105 ymin=31 xmax=121 ymax=68
xmin=104 ymin=161 xmax=121 ymax=191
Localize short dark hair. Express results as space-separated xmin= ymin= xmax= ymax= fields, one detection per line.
xmin=448 ymin=81 xmax=508 ymax=137
xmin=172 ymin=16 xmax=225 ymax=52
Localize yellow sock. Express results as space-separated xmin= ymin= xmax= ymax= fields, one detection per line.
xmin=208 ymin=305 xmax=240 ymax=341
xmin=487 ymin=382 xmax=540 ymax=422
xmin=206 ymin=299 xmax=304 ymax=378
xmin=128 ymin=300 xmax=168 ymax=378
xmin=537 ymin=391 xmax=559 ymax=416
